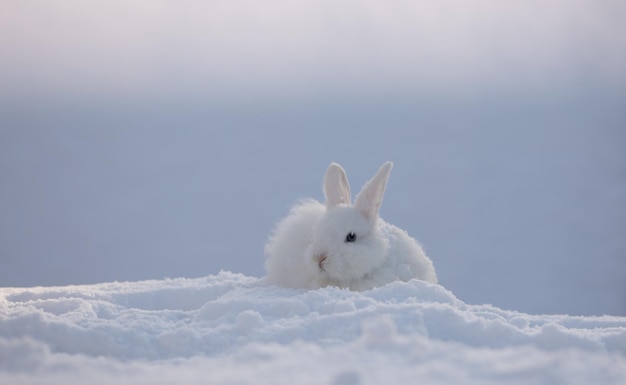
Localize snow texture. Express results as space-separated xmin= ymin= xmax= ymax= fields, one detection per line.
xmin=1 ymin=271 xmax=625 ymax=384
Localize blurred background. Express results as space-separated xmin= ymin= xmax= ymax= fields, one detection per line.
xmin=1 ymin=1 xmax=624 ymax=316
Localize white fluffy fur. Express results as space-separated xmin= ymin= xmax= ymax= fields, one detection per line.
xmin=264 ymin=162 xmax=437 ymax=290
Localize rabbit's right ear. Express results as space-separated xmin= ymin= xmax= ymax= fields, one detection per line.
xmin=324 ymin=162 xmax=351 ymax=209
xmin=354 ymin=161 xmax=393 ymax=223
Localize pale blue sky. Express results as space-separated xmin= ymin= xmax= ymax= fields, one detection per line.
xmin=1 ymin=1 xmax=624 ymax=315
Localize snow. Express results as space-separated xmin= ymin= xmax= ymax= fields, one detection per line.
xmin=1 ymin=272 xmax=625 ymax=384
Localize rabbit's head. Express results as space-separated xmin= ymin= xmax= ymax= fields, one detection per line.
xmin=305 ymin=162 xmax=393 ymax=286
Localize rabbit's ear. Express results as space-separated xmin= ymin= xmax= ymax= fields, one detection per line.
xmin=324 ymin=162 xmax=351 ymax=209
xmin=355 ymin=162 xmax=393 ymax=223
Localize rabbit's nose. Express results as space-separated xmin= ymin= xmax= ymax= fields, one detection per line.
xmin=314 ymin=254 xmax=327 ymax=271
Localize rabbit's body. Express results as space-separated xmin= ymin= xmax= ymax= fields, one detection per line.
xmin=264 ymin=162 xmax=437 ymax=290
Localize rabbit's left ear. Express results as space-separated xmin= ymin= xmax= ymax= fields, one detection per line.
xmin=355 ymin=162 xmax=393 ymax=223
xmin=324 ymin=162 xmax=352 ymax=209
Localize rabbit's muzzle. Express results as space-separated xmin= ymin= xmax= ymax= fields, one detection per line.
xmin=314 ymin=254 xmax=328 ymax=271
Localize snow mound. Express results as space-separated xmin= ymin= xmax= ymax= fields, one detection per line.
xmin=1 ymin=271 xmax=625 ymax=384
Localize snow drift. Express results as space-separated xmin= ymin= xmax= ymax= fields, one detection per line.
xmin=1 ymin=271 xmax=625 ymax=384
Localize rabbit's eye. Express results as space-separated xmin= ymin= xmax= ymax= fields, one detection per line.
xmin=345 ymin=232 xmax=357 ymax=243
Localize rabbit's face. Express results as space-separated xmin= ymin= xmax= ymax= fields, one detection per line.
xmin=307 ymin=205 xmax=388 ymax=285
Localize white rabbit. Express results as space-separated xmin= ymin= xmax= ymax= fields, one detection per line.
xmin=264 ymin=161 xmax=437 ymax=290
